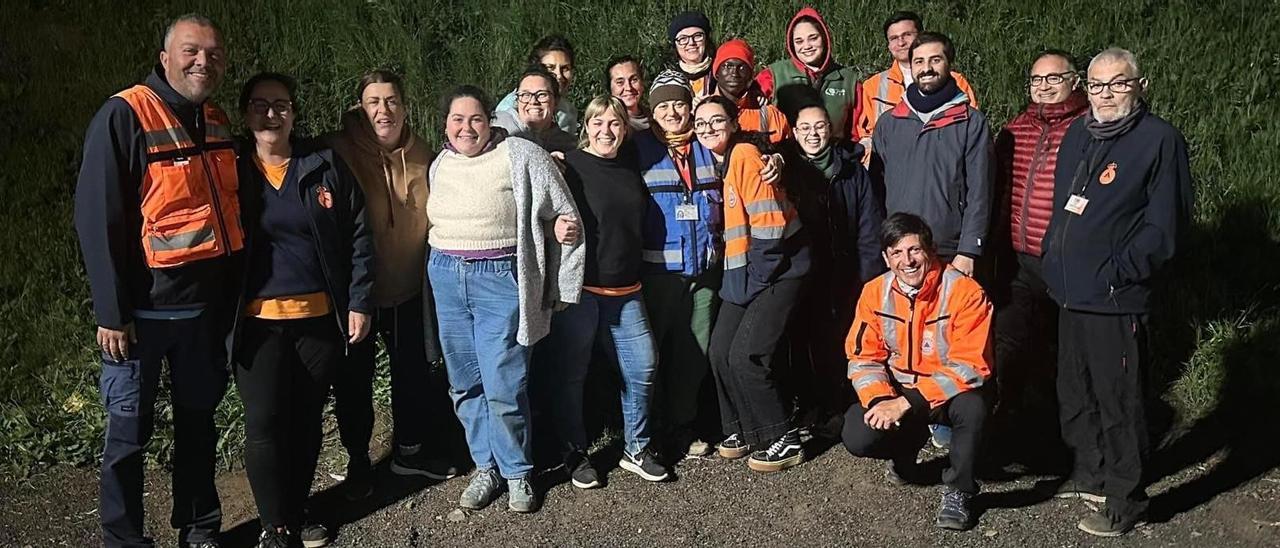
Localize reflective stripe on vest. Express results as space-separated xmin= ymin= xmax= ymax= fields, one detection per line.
xmin=875 ymin=69 xmax=894 ymax=119
xmin=115 ymin=85 xmax=244 ymax=268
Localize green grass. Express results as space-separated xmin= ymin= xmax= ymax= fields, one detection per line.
xmin=1 ymin=0 xmax=1278 ymax=474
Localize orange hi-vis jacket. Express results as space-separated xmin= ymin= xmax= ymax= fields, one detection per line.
xmin=720 ymin=142 xmax=808 ymax=306
xmin=729 ymin=90 xmax=791 ymax=144
xmin=846 ymin=264 xmax=992 ymax=409
xmin=856 ymin=62 xmax=979 ymax=145
xmin=115 ymin=85 xmax=243 ymax=268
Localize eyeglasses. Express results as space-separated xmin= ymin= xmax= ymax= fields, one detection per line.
xmin=1085 ymin=77 xmax=1142 ymax=95
xmin=795 ymin=121 xmax=829 ymax=135
xmin=674 ymin=32 xmax=707 ymax=47
xmin=692 ymin=116 xmax=730 ymax=132
xmin=515 ymin=90 xmax=554 ymax=104
xmin=248 ymin=99 xmax=292 ymax=116
xmin=1028 ymin=72 xmax=1076 ymax=87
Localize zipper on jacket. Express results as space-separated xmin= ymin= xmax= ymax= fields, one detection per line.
xmin=907 ymin=298 xmax=916 ymax=373
xmin=1019 ymin=125 xmax=1052 ymax=252
xmin=195 ymin=113 xmax=233 ymax=257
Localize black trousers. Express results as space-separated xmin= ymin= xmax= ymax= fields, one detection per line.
xmin=786 ymin=274 xmax=857 ymax=426
xmin=334 ymin=293 xmax=458 ymax=459
xmin=99 ymin=314 xmax=227 ymax=547
xmin=842 ymin=389 xmax=990 ymax=494
xmin=235 ymin=316 xmax=341 ymax=528
xmin=993 ymin=253 xmax=1061 ymax=421
xmin=709 ymin=278 xmax=803 ymax=446
xmin=1057 ymin=309 xmax=1150 ymax=518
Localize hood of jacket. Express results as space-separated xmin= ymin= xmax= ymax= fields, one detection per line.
xmin=786 ymin=7 xmax=835 ymax=80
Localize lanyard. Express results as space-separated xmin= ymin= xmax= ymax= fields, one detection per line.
xmin=1070 ymin=138 xmax=1117 ymax=197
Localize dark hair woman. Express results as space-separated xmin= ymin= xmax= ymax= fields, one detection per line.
xmin=231 ymin=72 xmax=373 ymax=548
xmin=321 ymin=69 xmax=461 ymax=499
xmin=693 ymin=95 xmax=811 ymax=474
xmin=427 ymin=85 xmax=584 ymax=514
xmin=496 ymin=34 xmax=579 ymax=133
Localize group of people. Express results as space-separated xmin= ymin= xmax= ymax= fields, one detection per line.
xmin=74 ymin=7 xmax=1192 ymax=548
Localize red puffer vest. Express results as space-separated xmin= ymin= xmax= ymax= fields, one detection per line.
xmin=1001 ymin=91 xmax=1088 ymax=256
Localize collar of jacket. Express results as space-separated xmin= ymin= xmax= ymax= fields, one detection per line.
xmin=891 ymin=262 xmax=947 ymax=301
xmin=1028 ymin=90 xmax=1088 ymax=126
xmin=890 ymin=99 xmax=970 ymax=131
xmin=145 ymin=65 xmax=201 ymax=110
xmin=885 ymin=61 xmax=907 ymax=86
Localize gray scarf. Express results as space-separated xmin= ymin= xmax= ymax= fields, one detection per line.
xmin=1085 ymin=102 xmax=1147 ymax=140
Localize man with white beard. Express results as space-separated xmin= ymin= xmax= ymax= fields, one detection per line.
xmin=1041 ymin=47 xmax=1194 ymax=537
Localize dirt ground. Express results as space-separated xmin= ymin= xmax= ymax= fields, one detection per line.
xmin=3 ymin=431 xmax=1278 ymax=548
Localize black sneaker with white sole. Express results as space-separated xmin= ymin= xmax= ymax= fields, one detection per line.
xmin=747 ymin=431 xmax=804 ymax=472
xmin=299 ymin=522 xmax=328 ymax=548
xmin=566 ymin=451 xmax=602 ymax=489
xmin=717 ymin=433 xmax=750 ymax=460
xmin=618 ymin=448 xmax=670 ymax=482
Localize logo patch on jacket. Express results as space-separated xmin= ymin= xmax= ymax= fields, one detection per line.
xmin=317 ymin=186 xmax=334 ymax=209
xmin=726 ymin=186 xmax=737 ymax=208
xmin=922 ymin=330 xmax=935 ymax=356
xmin=1099 ymin=162 xmax=1118 ymax=185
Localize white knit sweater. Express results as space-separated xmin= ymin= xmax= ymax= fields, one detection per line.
xmin=428 ymin=136 xmax=585 ymax=345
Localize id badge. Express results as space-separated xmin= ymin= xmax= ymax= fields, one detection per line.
xmin=1064 ymin=195 xmax=1089 ymax=215
xmin=675 ymin=204 xmax=699 ymax=221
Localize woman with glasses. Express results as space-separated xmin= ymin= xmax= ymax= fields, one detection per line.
xmin=779 ymin=93 xmax=886 ymax=440
xmin=496 ymin=34 xmax=579 ymax=133
xmin=666 ymin=11 xmax=717 ymax=100
xmin=694 ymin=95 xmax=810 ymax=473
xmin=231 ymin=72 xmax=373 ymax=548
xmin=633 ymin=70 xmax=722 ymax=460
xmin=428 ymin=85 xmax=583 ymax=514
xmin=494 ymin=66 xmax=577 ymax=154
xmin=537 ymin=94 xmax=670 ymax=488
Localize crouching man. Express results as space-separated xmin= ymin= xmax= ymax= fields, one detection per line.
xmin=841 ymin=212 xmax=994 ymax=531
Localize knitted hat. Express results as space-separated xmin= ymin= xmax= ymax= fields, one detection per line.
xmin=668 ymin=11 xmax=711 ymax=42
xmin=649 ymin=69 xmax=693 ymax=106
xmin=712 ymin=38 xmax=755 ymax=74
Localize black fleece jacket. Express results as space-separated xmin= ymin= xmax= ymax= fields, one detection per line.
xmin=1042 ymin=110 xmax=1193 ymax=314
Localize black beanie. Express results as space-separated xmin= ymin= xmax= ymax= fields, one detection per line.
xmin=668 ymin=11 xmax=711 ymax=42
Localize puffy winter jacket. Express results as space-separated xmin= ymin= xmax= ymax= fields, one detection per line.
xmin=996 ymin=91 xmax=1088 ymax=256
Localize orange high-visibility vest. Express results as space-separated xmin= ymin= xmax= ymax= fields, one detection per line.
xmin=115 ymin=85 xmax=243 ymax=268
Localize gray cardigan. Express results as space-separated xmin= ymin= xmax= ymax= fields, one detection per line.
xmin=429 ymin=136 xmax=584 ymax=346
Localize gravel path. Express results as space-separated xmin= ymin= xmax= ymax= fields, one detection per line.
xmin=4 ymin=439 xmax=1277 ymax=547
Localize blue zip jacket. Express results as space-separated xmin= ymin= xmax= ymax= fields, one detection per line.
xmin=634 ymin=130 xmax=724 ymax=277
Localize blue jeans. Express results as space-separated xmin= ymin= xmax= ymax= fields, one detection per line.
xmin=99 ymin=314 xmax=227 ymax=547
xmin=540 ymin=290 xmax=658 ymax=457
xmin=428 ymin=251 xmax=533 ymax=479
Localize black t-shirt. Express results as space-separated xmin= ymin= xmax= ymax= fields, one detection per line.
xmin=562 ymin=148 xmax=648 ymax=287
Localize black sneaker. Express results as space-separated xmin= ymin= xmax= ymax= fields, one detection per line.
xmin=185 ymin=541 xmax=220 ymax=548
xmin=256 ymin=527 xmax=290 ymax=548
xmin=343 ymin=456 xmax=374 ymax=501
xmin=566 ymin=452 xmax=601 ymax=489
xmin=299 ymin=522 xmax=328 ymax=548
xmin=618 ymin=448 xmax=670 ymax=482
xmin=936 ymin=487 xmax=976 ymax=530
xmin=391 ymin=448 xmax=459 ymax=481
xmin=746 ymin=431 xmax=804 ymax=472
xmin=1078 ymin=506 xmax=1145 ymax=537
xmin=716 ymin=433 xmax=750 ymax=460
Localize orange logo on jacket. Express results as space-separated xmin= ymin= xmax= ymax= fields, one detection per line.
xmin=1099 ymin=162 xmax=1118 ymax=185
xmin=316 ymin=186 xmax=334 ymax=209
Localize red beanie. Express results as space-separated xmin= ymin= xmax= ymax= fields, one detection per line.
xmin=713 ymin=38 xmax=755 ymax=74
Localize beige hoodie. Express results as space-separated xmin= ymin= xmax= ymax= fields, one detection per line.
xmin=327 ymin=109 xmax=433 ymax=308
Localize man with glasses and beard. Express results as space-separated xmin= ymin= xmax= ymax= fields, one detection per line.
xmin=1041 ymin=47 xmax=1193 ymax=537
